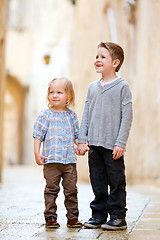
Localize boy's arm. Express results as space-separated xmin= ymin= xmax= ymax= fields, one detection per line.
xmin=34 ymin=137 xmax=47 ymax=165
xmin=112 ymin=145 xmax=125 ymax=160
xmin=78 ymin=89 xmax=90 ymax=144
xmin=115 ymin=84 xmax=133 ymax=149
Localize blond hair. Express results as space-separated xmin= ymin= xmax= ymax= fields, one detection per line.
xmin=98 ymin=42 xmax=124 ymax=72
xmin=47 ymin=77 xmax=75 ymax=108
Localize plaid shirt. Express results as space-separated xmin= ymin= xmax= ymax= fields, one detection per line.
xmin=33 ymin=108 xmax=79 ymax=164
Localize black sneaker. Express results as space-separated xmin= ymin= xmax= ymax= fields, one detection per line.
xmin=83 ymin=217 xmax=106 ymax=229
xmin=101 ymin=218 xmax=127 ymax=230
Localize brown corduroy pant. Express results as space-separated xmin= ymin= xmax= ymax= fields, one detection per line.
xmin=43 ymin=163 xmax=79 ymax=221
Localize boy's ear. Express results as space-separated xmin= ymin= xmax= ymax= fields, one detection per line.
xmin=113 ymin=59 xmax=120 ymax=69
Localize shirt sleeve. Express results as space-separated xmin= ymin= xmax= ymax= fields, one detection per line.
xmin=33 ymin=110 xmax=49 ymax=142
xmin=115 ymin=84 xmax=133 ymax=148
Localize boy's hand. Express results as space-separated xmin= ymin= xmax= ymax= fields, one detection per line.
xmin=35 ymin=153 xmax=47 ymax=165
xmin=112 ymin=145 xmax=125 ymax=160
xmin=76 ymin=143 xmax=90 ymax=156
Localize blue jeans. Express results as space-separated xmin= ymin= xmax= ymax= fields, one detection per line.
xmin=88 ymin=146 xmax=127 ymax=220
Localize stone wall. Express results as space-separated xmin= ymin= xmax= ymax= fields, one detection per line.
xmin=70 ymin=0 xmax=160 ymax=184
xmin=2 ymin=0 xmax=160 ymax=184
xmin=0 ymin=0 xmax=7 ymax=182
xmin=126 ymin=0 xmax=160 ymax=184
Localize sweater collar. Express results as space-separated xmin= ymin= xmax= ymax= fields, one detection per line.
xmin=98 ymin=77 xmax=124 ymax=92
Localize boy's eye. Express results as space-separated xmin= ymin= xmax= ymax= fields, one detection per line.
xmin=96 ymin=55 xmax=99 ymax=59
xmin=50 ymin=91 xmax=54 ymax=94
xmin=102 ymin=55 xmax=105 ymax=58
xmin=58 ymin=91 xmax=62 ymax=94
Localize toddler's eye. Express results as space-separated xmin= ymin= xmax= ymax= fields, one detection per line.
xmin=96 ymin=55 xmax=99 ymax=59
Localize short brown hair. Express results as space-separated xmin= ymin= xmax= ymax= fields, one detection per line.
xmin=48 ymin=77 xmax=75 ymax=108
xmin=98 ymin=42 xmax=124 ymax=72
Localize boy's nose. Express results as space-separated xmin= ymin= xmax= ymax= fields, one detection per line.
xmin=96 ymin=57 xmax=100 ymax=61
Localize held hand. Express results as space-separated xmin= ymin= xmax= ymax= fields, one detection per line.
xmin=112 ymin=145 xmax=125 ymax=160
xmin=35 ymin=153 xmax=47 ymax=165
xmin=76 ymin=143 xmax=90 ymax=156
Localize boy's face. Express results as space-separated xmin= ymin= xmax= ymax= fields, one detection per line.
xmin=94 ymin=47 xmax=116 ymax=75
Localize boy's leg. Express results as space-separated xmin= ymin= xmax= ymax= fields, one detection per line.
xmin=88 ymin=146 xmax=108 ymax=221
xmin=102 ymin=148 xmax=127 ymax=220
xmin=62 ymin=163 xmax=82 ymax=227
xmin=43 ymin=163 xmax=62 ymax=220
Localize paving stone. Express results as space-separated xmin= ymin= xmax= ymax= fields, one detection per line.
xmin=0 ymin=166 xmax=158 ymax=240
xmin=129 ymin=229 xmax=160 ymax=240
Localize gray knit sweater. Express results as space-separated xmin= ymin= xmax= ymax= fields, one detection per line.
xmin=78 ymin=78 xmax=133 ymax=150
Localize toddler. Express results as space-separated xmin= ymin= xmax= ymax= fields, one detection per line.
xmin=33 ymin=77 xmax=82 ymax=228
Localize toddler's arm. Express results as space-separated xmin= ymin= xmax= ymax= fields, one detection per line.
xmin=112 ymin=145 xmax=125 ymax=160
xmin=74 ymin=138 xmax=78 ymax=146
xmin=34 ymin=137 xmax=47 ymax=165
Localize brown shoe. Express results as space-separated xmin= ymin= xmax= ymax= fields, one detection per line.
xmin=67 ymin=218 xmax=82 ymax=228
xmin=46 ymin=217 xmax=60 ymax=228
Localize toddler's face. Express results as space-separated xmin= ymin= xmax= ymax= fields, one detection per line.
xmin=48 ymin=81 xmax=68 ymax=111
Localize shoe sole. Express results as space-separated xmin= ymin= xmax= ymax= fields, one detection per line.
xmin=67 ymin=224 xmax=82 ymax=228
xmin=101 ymin=224 xmax=127 ymax=231
xmin=46 ymin=225 xmax=60 ymax=228
xmin=83 ymin=223 xmax=102 ymax=229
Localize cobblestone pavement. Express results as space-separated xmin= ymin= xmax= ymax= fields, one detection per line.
xmin=0 ymin=166 xmax=159 ymax=240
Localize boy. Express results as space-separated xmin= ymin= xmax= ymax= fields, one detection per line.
xmin=76 ymin=42 xmax=132 ymax=230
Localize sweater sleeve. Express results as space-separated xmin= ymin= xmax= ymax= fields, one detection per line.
xmin=71 ymin=111 xmax=79 ymax=139
xmin=115 ymin=84 xmax=133 ymax=148
xmin=78 ymin=88 xmax=90 ymax=144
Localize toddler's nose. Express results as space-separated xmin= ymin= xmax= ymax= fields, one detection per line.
xmin=53 ymin=93 xmax=57 ymax=97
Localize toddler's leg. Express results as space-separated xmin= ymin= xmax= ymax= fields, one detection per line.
xmin=62 ymin=163 xmax=79 ymax=220
xmin=43 ymin=163 xmax=62 ymax=220
xmin=62 ymin=163 xmax=82 ymax=227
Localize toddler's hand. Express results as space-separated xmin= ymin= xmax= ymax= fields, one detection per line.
xmin=112 ymin=145 xmax=125 ymax=160
xmin=35 ymin=153 xmax=47 ymax=165
xmin=76 ymin=143 xmax=90 ymax=156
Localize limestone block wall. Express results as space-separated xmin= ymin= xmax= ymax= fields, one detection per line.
xmin=3 ymin=0 xmax=160 ymax=184
xmin=0 ymin=0 xmax=7 ymax=182
xmin=126 ymin=0 xmax=160 ymax=184
xmin=70 ymin=0 xmax=160 ymax=184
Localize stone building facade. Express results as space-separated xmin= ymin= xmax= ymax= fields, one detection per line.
xmin=69 ymin=0 xmax=160 ymax=184
xmin=1 ymin=0 xmax=160 ymax=184
xmin=0 ymin=0 xmax=7 ymax=182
